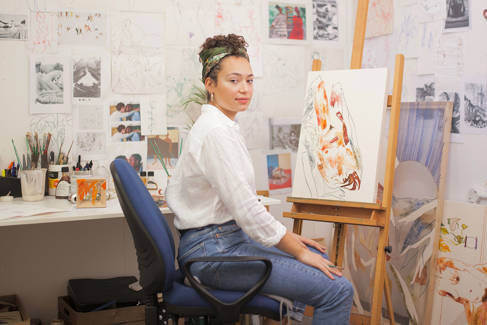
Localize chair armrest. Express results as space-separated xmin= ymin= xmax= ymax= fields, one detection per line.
xmin=183 ymin=256 xmax=272 ymax=322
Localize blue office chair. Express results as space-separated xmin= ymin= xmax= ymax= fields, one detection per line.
xmin=110 ymin=158 xmax=286 ymax=324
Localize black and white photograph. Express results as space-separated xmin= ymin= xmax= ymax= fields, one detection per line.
xmin=463 ymin=82 xmax=487 ymax=132
xmin=445 ymin=0 xmax=469 ymax=29
xmin=0 ymin=13 xmax=27 ymax=40
xmin=312 ymin=0 xmax=339 ymax=41
xmin=416 ymin=82 xmax=435 ymax=101
xmin=269 ymin=117 xmax=301 ymax=152
xmin=30 ymin=55 xmax=70 ymax=114
xmin=438 ymin=91 xmax=461 ymax=134
xmin=73 ymin=56 xmax=101 ymax=100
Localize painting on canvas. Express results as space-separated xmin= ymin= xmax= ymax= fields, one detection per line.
xmin=344 ymin=102 xmax=452 ymax=325
xmin=292 ymin=68 xmax=388 ymax=203
xmin=431 ymin=201 xmax=487 ymax=325
xmin=76 ymin=178 xmax=107 ymax=208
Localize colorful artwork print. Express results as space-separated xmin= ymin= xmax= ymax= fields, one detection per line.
xmin=268 ymin=2 xmax=306 ymax=40
xmin=266 ymin=153 xmax=292 ymax=192
xmin=293 ymin=69 xmax=388 ymax=203
xmin=344 ymin=102 xmax=451 ymax=325
xmin=109 ymin=101 xmax=144 ymax=143
xmin=431 ymin=201 xmax=487 ymax=325
xmin=147 ymin=127 xmax=180 ymax=170
xmin=76 ymin=178 xmax=107 ymax=208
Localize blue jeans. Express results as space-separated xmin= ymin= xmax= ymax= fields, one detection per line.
xmin=178 ymin=221 xmax=353 ymax=324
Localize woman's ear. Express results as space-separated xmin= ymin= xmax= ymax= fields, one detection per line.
xmin=204 ymin=77 xmax=215 ymax=94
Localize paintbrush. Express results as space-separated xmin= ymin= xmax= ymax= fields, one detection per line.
xmin=65 ymin=140 xmax=74 ymax=164
xmin=57 ymin=138 xmax=64 ymax=165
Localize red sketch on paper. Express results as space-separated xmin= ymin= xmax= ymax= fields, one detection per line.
xmin=313 ymin=80 xmax=362 ymax=191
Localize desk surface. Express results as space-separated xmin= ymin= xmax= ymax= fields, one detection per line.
xmin=0 ymin=195 xmax=281 ymax=227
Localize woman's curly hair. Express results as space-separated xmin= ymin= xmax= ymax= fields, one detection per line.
xmin=199 ymin=34 xmax=249 ymax=87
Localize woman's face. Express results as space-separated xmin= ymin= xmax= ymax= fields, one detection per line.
xmin=206 ymin=56 xmax=254 ymax=120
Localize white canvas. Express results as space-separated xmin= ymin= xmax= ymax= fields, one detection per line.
xmin=292 ymin=68 xmax=388 ymax=203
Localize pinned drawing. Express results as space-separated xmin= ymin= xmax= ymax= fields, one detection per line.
xmin=269 ymin=117 xmax=301 ymax=152
xmin=268 ymin=2 xmax=306 ymax=41
xmin=365 ymin=0 xmax=393 ymax=38
xmin=74 ymin=131 xmax=105 ymax=158
xmin=147 ymin=127 xmax=180 ymax=170
xmin=29 ymin=11 xmax=57 ymax=53
xmin=57 ymin=11 xmax=106 ymax=46
xmin=72 ymin=55 xmax=101 ymax=101
xmin=344 ymin=102 xmax=452 ymax=325
xmin=0 ymin=13 xmax=28 ymax=40
xmin=445 ymin=0 xmax=469 ymax=30
xmin=112 ymin=54 xmax=165 ymax=94
xmin=30 ymin=55 xmax=70 ymax=114
xmin=312 ymin=0 xmax=339 ymax=41
xmin=267 ymin=153 xmax=292 ymax=192
xmin=293 ymin=69 xmax=388 ymax=203
xmin=431 ymin=201 xmax=487 ymax=325
xmin=75 ymin=105 xmax=104 ymax=131
xmin=463 ymin=82 xmax=487 ymax=133
xmin=416 ymin=81 xmax=435 ymax=101
xmin=438 ymin=91 xmax=461 ymax=134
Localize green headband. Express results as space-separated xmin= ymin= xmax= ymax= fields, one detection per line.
xmin=200 ymin=46 xmax=249 ymax=81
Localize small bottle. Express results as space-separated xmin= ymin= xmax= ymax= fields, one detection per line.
xmin=56 ymin=166 xmax=71 ymax=199
xmin=147 ymin=171 xmax=157 ymax=192
xmin=139 ymin=171 xmax=147 ymax=185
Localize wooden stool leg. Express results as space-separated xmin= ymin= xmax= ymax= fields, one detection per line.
xmin=383 ymin=265 xmax=395 ymax=325
xmin=371 ymin=228 xmax=387 ymax=324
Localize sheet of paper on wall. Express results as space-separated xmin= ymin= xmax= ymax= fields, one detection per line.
xmin=29 ymin=11 xmax=58 ymax=53
xmin=72 ymin=53 xmax=108 ymax=103
xmin=431 ymin=201 xmax=487 ymax=325
xmin=147 ymin=127 xmax=180 ymax=171
xmin=214 ymin=0 xmax=263 ymax=77
xmin=269 ymin=117 xmax=301 ymax=152
xmin=401 ymin=58 xmax=419 ymax=101
xmin=235 ymin=93 xmax=268 ymax=150
xmin=434 ymin=34 xmax=464 ymax=83
xmin=293 ymin=68 xmax=388 ymax=203
xmin=443 ymin=0 xmax=470 ymax=32
xmin=74 ymin=105 xmax=107 ymax=159
xmin=415 ymin=74 xmax=435 ymax=101
xmin=30 ymin=54 xmax=71 ymax=114
xmin=165 ymin=1 xmax=217 ymax=47
xmin=111 ymin=53 xmax=165 ymax=94
xmin=416 ymin=0 xmax=445 ymax=23
xmin=394 ymin=4 xmax=421 ymax=58
xmin=57 ymin=11 xmax=107 ymax=47
xmin=165 ymin=47 xmax=201 ymax=123
xmin=75 ymin=105 xmax=104 ymax=131
xmin=365 ymin=0 xmax=393 ymax=39
xmin=312 ymin=0 xmax=341 ymax=44
xmin=416 ymin=21 xmax=442 ymax=75
xmin=267 ymin=1 xmax=307 ymax=43
xmin=108 ymin=142 xmax=147 ymax=174
xmin=108 ymin=98 xmax=145 ymax=143
xmin=111 ymin=12 xmax=165 ymax=55
xmin=30 ymin=114 xmax=73 ymax=161
xmin=266 ymin=152 xmax=293 ymax=194
xmin=462 ymin=80 xmax=487 ymax=135
xmin=141 ymin=96 xmax=167 ymax=136
xmin=0 ymin=13 xmax=28 ymax=41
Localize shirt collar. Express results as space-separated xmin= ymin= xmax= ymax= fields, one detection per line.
xmin=202 ymin=104 xmax=240 ymax=129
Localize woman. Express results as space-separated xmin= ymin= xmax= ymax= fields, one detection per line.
xmin=289 ymin=7 xmax=304 ymax=40
xmin=166 ymin=34 xmax=353 ymax=324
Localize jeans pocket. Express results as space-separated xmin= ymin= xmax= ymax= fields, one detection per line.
xmin=179 ymin=242 xmax=205 ymax=265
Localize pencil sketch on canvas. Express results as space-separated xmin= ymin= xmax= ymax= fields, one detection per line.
xmin=293 ymin=69 xmax=388 ymax=203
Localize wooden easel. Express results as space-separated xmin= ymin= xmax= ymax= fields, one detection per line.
xmin=283 ymin=0 xmax=404 ymax=324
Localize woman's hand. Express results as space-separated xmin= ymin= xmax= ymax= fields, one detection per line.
xmin=292 ymin=233 xmax=327 ymax=253
xmin=296 ymin=248 xmax=342 ymax=280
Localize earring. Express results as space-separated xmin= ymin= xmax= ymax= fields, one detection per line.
xmin=210 ymin=93 xmax=214 ymax=102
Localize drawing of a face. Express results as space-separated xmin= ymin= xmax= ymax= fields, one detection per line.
xmin=313 ymin=80 xmax=361 ymax=191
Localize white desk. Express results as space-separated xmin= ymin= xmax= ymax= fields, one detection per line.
xmin=0 ymin=195 xmax=281 ymax=324
xmin=0 ymin=195 xmax=280 ymax=227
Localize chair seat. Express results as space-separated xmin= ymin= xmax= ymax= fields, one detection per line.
xmin=164 ymin=272 xmax=285 ymax=320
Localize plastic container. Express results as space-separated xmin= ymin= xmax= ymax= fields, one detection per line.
xmin=47 ymin=165 xmax=69 ymax=196
xmin=20 ymin=168 xmax=47 ymax=201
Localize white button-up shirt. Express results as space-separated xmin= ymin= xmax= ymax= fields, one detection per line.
xmin=166 ymin=104 xmax=286 ymax=247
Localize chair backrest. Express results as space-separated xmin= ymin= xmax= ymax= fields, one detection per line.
xmin=110 ymin=158 xmax=177 ymax=294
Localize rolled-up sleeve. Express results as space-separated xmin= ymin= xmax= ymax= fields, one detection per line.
xmin=200 ymin=127 xmax=286 ymax=246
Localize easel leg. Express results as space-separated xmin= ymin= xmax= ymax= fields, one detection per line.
xmin=293 ymin=219 xmax=303 ymax=235
xmin=329 ymin=224 xmax=341 ymax=265
xmin=371 ymin=228 xmax=387 ymax=325
xmin=383 ymin=267 xmax=395 ymax=325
